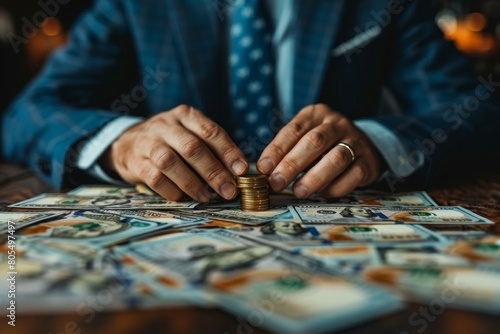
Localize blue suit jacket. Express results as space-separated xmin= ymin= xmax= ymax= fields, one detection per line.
xmin=2 ymin=0 xmax=499 ymax=190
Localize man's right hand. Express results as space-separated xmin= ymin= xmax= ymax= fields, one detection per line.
xmin=103 ymin=105 xmax=249 ymax=202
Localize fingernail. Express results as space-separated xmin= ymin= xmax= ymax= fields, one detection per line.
xmin=294 ymin=185 xmax=309 ymax=199
xmin=257 ymin=157 xmax=274 ymax=175
xmin=197 ymin=187 xmax=212 ymax=203
xmin=220 ymin=182 xmax=237 ymax=199
xmin=269 ymin=173 xmax=286 ymax=192
xmin=232 ymin=160 xmax=247 ymax=175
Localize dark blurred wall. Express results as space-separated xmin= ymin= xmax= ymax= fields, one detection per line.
xmin=437 ymin=0 xmax=500 ymax=82
xmin=0 ymin=0 xmax=94 ymax=112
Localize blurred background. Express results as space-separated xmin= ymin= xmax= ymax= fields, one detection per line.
xmin=1 ymin=0 xmax=500 ymax=113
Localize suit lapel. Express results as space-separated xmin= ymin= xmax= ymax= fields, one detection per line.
xmin=292 ymin=0 xmax=347 ymax=115
xmin=166 ymin=0 xmax=221 ymax=111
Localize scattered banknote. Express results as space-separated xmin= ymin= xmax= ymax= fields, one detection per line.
xmin=375 ymin=245 xmax=471 ymax=267
xmin=291 ymin=244 xmax=380 ymax=275
xmin=363 ymin=265 xmax=500 ymax=314
xmin=0 ymin=211 xmax=65 ymax=234
xmin=98 ymin=209 xmax=209 ymax=227
xmin=308 ymin=224 xmax=446 ymax=245
xmin=201 ymin=235 xmax=402 ymax=334
xmin=446 ymin=235 xmax=500 ymax=268
xmin=4 ymin=183 xmax=500 ymax=331
xmin=270 ymin=191 xmax=438 ymax=207
xmin=10 ymin=194 xmax=198 ymax=210
xmin=294 ymin=205 xmax=494 ymax=224
xmin=68 ymin=185 xmax=145 ymax=197
xmin=114 ymin=229 xmax=273 ymax=305
xmin=16 ymin=236 xmax=108 ymax=267
xmin=16 ymin=211 xmax=183 ymax=246
xmin=0 ymin=248 xmax=169 ymax=313
xmin=170 ymin=205 xmax=300 ymax=225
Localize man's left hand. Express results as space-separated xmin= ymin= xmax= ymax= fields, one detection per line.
xmin=257 ymin=104 xmax=382 ymax=198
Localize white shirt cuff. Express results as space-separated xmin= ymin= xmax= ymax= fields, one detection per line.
xmin=77 ymin=116 xmax=144 ymax=169
xmin=354 ymin=119 xmax=424 ymax=178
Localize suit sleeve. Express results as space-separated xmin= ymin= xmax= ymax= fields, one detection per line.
xmin=1 ymin=0 xmax=138 ymax=188
xmin=368 ymin=0 xmax=500 ymax=190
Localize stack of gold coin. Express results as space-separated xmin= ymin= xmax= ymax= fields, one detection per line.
xmin=236 ymin=174 xmax=270 ymax=211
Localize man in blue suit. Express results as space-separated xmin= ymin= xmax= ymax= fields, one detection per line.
xmin=2 ymin=0 xmax=499 ymax=202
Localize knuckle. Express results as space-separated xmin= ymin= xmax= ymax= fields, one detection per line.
xmin=145 ymin=169 xmax=166 ymax=189
xmin=219 ymin=144 xmax=240 ymax=162
xmin=180 ymin=176 xmax=198 ymax=193
xmin=175 ymin=104 xmax=191 ymax=115
xmin=351 ymin=164 xmax=367 ymax=184
xmin=281 ymin=157 xmax=301 ymax=175
xmin=268 ymin=142 xmax=286 ymax=158
xmin=151 ymin=148 xmax=176 ymax=171
xmin=315 ymin=103 xmax=330 ymax=111
xmin=305 ymin=130 xmax=327 ymax=150
xmin=336 ymin=116 xmax=351 ymax=129
xmin=204 ymin=166 xmax=226 ymax=184
xmin=305 ymin=173 xmax=323 ymax=189
xmin=288 ymin=122 xmax=305 ymax=137
xmin=180 ymin=138 xmax=204 ymax=159
xmin=330 ymin=148 xmax=351 ymax=167
xmin=199 ymin=121 xmax=221 ymax=141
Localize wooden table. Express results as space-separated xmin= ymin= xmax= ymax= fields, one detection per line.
xmin=1 ymin=162 xmax=500 ymax=334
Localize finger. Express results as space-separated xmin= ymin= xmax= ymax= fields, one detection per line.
xmin=165 ymin=125 xmax=238 ymax=200
xmin=176 ymin=105 xmax=248 ymax=176
xmin=257 ymin=105 xmax=319 ymax=175
xmin=136 ymin=159 xmax=187 ymax=202
xmin=268 ymin=123 xmax=344 ymax=193
xmin=293 ymin=140 xmax=356 ymax=198
xmin=318 ymin=161 xmax=370 ymax=198
xmin=148 ymin=142 xmax=213 ymax=202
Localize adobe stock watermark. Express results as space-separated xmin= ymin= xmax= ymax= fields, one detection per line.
xmin=110 ymin=65 xmax=169 ymax=114
xmin=48 ymin=265 xmax=134 ymax=334
xmin=333 ymin=0 xmax=411 ymax=63
xmin=8 ymin=0 xmax=71 ymax=53
xmin=399 ymin=276 xmax=463 ymax=334
xmin=227 ymin=256 xmax=321 ymax=334
xmin=60 ymin=64 xmax=169 ymax=180
xmin=384 ymin=74 xmax=500 ymax=191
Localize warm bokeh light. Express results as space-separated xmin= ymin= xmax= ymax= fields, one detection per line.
xmin=437 ymin=9 xmax=500 ymax=56
xmin=26 ymin=18 xmax=67 ymax=72
xmin=41 ymin=17 xmax=63 ymax=37
xmin=464 ymin=12 xmax=488 ymax=32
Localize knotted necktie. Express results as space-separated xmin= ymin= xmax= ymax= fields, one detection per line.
xmin=229 ymin=0 xmax=276 ymax=161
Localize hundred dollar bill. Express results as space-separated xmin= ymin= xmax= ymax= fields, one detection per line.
xmin=0 ymin=248 xmax=164 ymax=313
xmin=10 ymin=193 xmax=198 ymax=210
xmin=197 ymin=233 xmax=403 ymax=334
xmin=114 ymin=229 xmax=269 ymax=305
xmin=68 ymin=185 xmax=144 ymax=197
xmin=272 ymin=191 xmax=438 ymax=207
xmin=294 ymin=205 xmax=494 ymax=224
xmin=325 ymin=190 xmax=438 ymax=207
xmin=316 ymin=224 xmax=447 ymax=245
xmin=0 ymin=211 xmax=66 ymax=234
xmin=375 ymin=245 xmax=470 ymax=267
xmin=170 ymin=205 xmax=299 ymax=225
xmin=446 ymin=235 xmax=500 ymax=268
xmin=363 ymin=265 xmax=500 ymax=314
xmin=239 ymin=223 xmax=446 ymax=246
xmin=16 ymin=210 xmax=179 ymax=246
xmin=98 ymin=209 xmax=209 ymax=226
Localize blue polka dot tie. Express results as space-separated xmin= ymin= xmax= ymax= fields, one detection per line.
xmin=229 ymin=0 xmax=276 ymax=161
